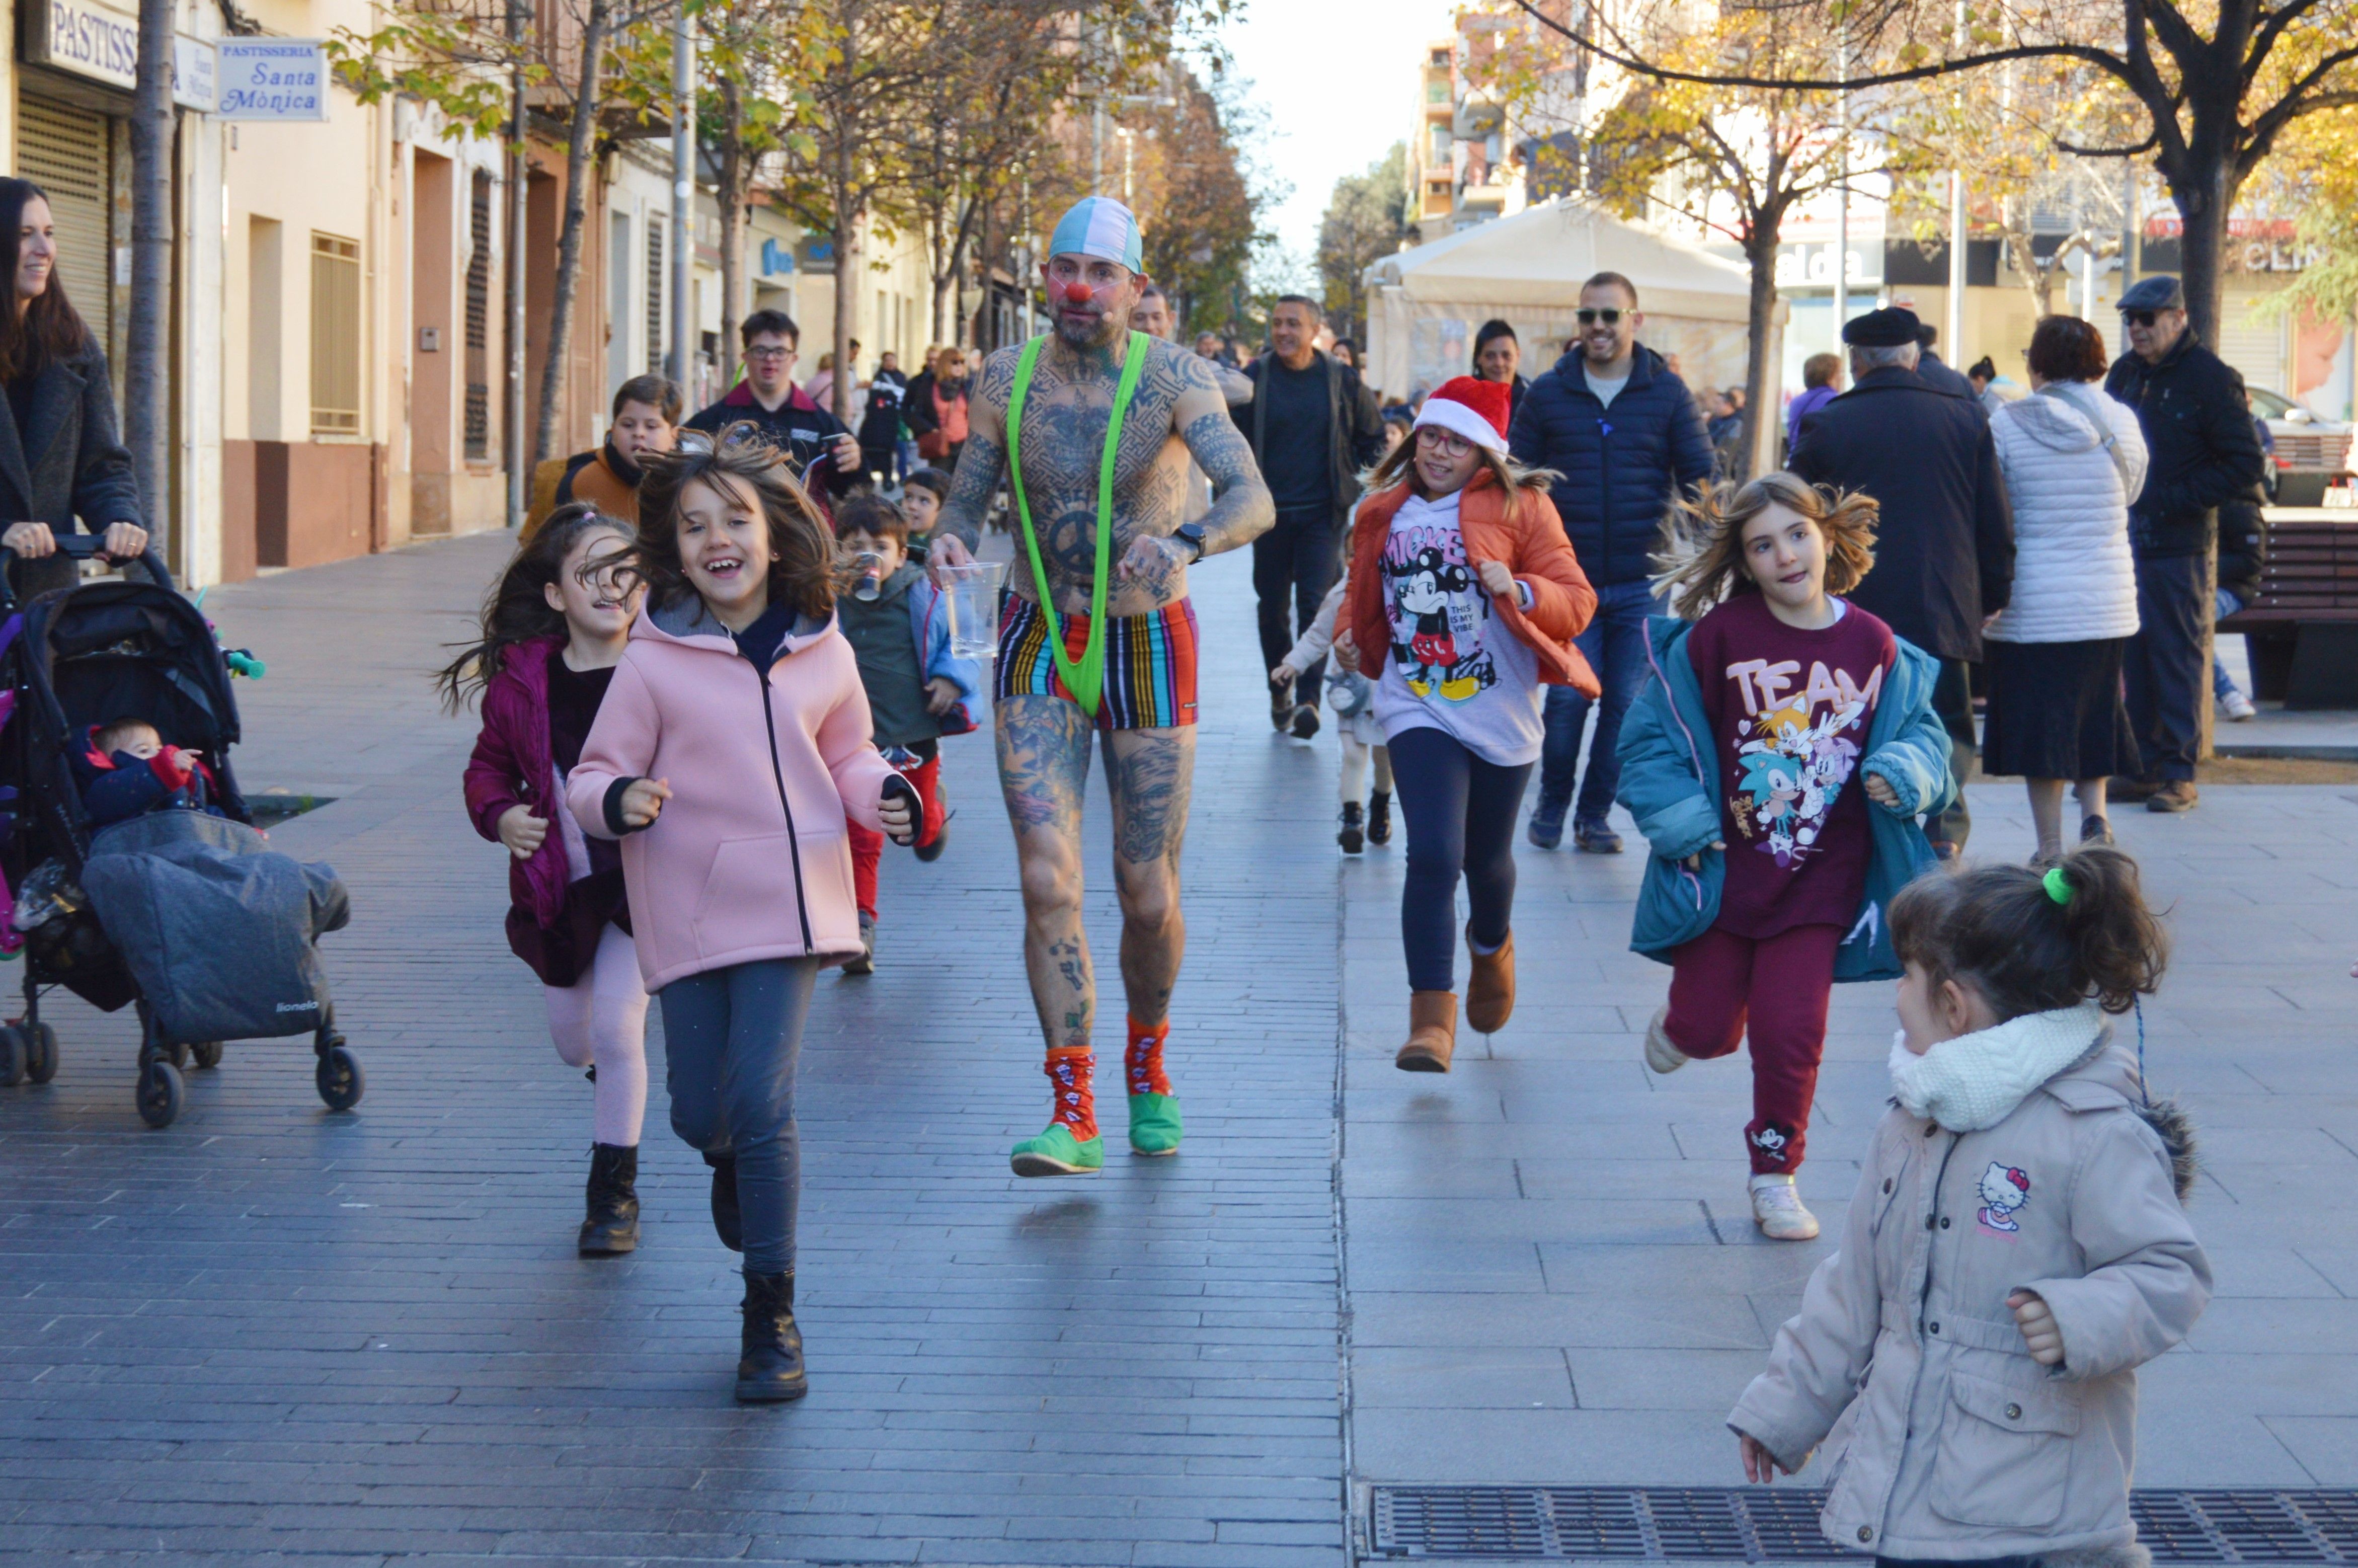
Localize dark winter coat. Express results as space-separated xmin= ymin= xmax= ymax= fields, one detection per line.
xmin=0 ymin=335 xmax=141 ymax=569
xmin=1508 ymin=343 xmax=1718 ymax=587
xmin=2102 ymin=332 xmax=2269 ymax=560
xmin=1788 ymin=365 xmax=2015 ymax=662
xmin=685 ymin=380 xmax=859 ymax=497
xmin=2217 ymin=483 xmax=2267 ymax=601
xmin=858 ymin=369 xmax=908 ymax=453
xmin=462 ymin=637 xmax=628 ymax=987
xmin=1915 ymin=348 xmax=1981 ymax=408
xmin=1244 ymin=349 xmax=1387 ymax=532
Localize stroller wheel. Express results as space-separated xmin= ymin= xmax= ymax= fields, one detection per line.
xmin=0 ymin=1026 xmax=22 ymax=1088
xmin=316 ymin=1045 xmax=363 ymax=1112
xmin=137 ymin=1060 xmax=184 ymax=1129
xmin=190 ymin=1041 xmax=223 ymax=1070
xmin=26 ymin=1024 xmax=57 ymax=1084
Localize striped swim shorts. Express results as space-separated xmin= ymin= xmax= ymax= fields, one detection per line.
xmin=994 ymin=595 xmax=1200 ymax=730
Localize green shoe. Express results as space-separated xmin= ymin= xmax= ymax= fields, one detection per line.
xmin=1127 ymin=1092 xmax=1182 ymax=1156
xmin=1010 ymin=1122 xmax=1104 ymax=1177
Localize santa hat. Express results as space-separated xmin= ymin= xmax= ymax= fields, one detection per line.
xmin=1413 ymin=376 xmax=1512 ymax=455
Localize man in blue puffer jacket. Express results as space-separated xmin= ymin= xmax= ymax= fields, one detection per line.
xmin=1509 ymin=271 xmax=1717 ymax=852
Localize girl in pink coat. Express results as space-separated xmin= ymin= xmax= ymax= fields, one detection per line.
xmin=566 ymin=430 xmax=918 ymax=1404
xmin=449 ymin=504 xmax=650 ymax=1258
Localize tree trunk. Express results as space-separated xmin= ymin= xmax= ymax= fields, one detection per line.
xmin=1738 ymin=222 xmax=1780 ymax=484
xmin=928 ymin=203 xmax=953 ymax=346
xmin=2165 ymin=139 xmax=2236 ymax=349
xmin=832 ymin=209 xmax=857 ymax=424
xmin=531 ymin=0 xmax=613 ymax=466
xmin=717 ymin=78 xmax=746 ymax=392
xmin=126 ymin=0 xmax=175 ymax=557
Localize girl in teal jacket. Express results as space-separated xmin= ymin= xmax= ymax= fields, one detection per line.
xmin=1616 ymin=473 xmax=1956 ymax=1241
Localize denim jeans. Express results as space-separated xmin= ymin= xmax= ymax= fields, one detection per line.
xmin=2127 ymin=553 xmax=2208 ymax=782
xmin=1534 ymin=579 xmax=1655 ymax=828
xmin=2212 ymin=587 xmax=2246 ymax=700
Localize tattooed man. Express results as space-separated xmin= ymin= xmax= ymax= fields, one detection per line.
xmin=928 ymin=198 xmax=1274 ymax=1176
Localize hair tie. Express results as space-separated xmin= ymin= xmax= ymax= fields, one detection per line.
xmin=2042 ymin=865 xmax=2073 ymax=906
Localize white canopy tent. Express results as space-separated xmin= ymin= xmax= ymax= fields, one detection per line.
xmin=1364 ymin=199 xmax=1784 ymax=471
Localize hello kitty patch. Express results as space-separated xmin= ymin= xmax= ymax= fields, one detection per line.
xmin=1977 ymin=1162 xmax=2031 ymax=1235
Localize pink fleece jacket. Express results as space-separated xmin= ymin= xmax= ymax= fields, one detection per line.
xmin=565 ymin=595 xmax=900 ymax=989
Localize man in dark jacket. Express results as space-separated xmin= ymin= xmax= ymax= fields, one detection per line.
xmin=857 ymin=350 xmax=908 ymax=485
xmin=683 ymin=308 xmax=861 ymax=498
xmin=2103 ymin=274 xmax=2269 ymax=811
xmin=1789 ymin=305 xmax=2013 ymax=855
xmin=1243 ymin=294 xmax=1385 ymax=738
xmin=1508 ymin=270 xmax=1715 ymax=852
xmin=1913 ymin=322 xmax=1981 ymax=405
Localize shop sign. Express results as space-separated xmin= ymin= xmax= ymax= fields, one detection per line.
xmin=27 ymin=0 xmax=140 ymax=92
xmin=217 ymin=39 xmax=329 ymax=121
xmin=174 ymin=35 xmax=216 ymax=111
xmin=1774 ymin=239 xmax=1883 ymax=289
xmin=758 ymin=237 xmax=795 ymax=277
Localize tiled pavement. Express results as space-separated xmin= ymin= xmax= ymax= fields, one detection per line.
xmin=2 ymin=532 xmax=2355 ymax=1566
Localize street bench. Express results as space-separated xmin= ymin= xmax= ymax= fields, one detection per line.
xmin=2220 ymin=510 xmax=2358 ymax=708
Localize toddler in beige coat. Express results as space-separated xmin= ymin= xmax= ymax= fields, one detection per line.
xmin=1730 ymin=845 xmax=2210 ymax=1566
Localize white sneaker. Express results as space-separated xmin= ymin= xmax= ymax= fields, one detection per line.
xmin=1643 ymin=1007 xmax=1689 ymax=1074
xmin=2221 ymin=689 xmax=2257 ymax=721
xmin=1749 ymin=1174 xmax=1820 ymax=1241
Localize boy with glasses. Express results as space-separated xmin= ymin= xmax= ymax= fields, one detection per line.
xmin=684 ymin=308 xmax=863 ymax=500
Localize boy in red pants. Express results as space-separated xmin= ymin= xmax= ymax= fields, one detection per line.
xmin=834 ymin=494 xmax=980 ymax=973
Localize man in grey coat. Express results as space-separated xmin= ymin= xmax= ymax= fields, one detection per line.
xmin=1242 ymin=295 xmax=1385 ymax=738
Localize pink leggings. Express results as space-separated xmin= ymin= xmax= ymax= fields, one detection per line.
xmin=544 ymin=922 xmax=652 ymax=1147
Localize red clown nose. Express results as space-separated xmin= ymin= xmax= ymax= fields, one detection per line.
xmin=1062 ymin=281 xmax=1094 ymax=305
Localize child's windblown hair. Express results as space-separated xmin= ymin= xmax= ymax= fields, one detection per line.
xmin=435 ymin=503 xmax=634 ymax=711
xmin=612 ymin=423 xmax=836 ymax=619
xmin=1890 ymin=845 xmax=2169 ymax=1019
xmin=1652 ymin=472 xmax=1878 ymax=621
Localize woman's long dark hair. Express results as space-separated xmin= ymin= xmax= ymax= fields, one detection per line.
xmin=435 ymin=504 xmax=634 ymax=711
xmin=0 ymin=179 xmax=93 ymax=381
xmin=613 ymin=423 xmax=837 ymax=620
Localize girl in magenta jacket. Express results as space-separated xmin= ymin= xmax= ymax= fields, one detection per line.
xmin=449 ymin=504 xmax=650 ymax=1258
xmin=565 ymin=430 xmax=917 ymax=1405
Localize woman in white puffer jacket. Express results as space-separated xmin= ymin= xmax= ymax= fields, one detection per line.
xmin=1983 ymin=316 xmax=2150 ymax=865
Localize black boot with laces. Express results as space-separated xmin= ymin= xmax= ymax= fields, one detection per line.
xmin=736 ymin=1270 xmax=808 ymax=1403
xmin=1338 ymin=801 xmax=1365 ymax=855
xmin=578 ymin=1143 xmax=640 ymax=1256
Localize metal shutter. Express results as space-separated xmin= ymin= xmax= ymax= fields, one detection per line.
xmin=14 ymin=97 xmax=112 ymax=342
xmin=2218 ymin=300 xmax=2286 ymax=395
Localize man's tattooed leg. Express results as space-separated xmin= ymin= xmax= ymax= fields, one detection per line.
xmin=1103 ymin=726 xmax=1195 ymax=1028
xmin=998 ymin=694 xmax=1096 ymax=1049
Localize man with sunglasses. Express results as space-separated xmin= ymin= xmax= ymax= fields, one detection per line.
xmin=1509 ymin=270 xmax=1717 ymax=854
xmin=926 ymin=198 xmax=1274 ymax=1178
xmin=2102 ymin=275 xmax=2267 ymax=813
xmin=684 ymin=308 xmax=863 ymax=499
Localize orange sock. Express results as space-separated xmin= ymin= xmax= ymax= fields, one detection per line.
xmin=1045 ymin=1047 xmax=1097 ymax=1141
xmin=1125 ymin=1016 xmax=1171 ymax=1097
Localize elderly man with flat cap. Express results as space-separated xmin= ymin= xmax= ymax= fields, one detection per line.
xmin=1789 ymin=304 xmax=2014 ymax=855
xmin=2102 ymin=274 xmax=2268 ymax=814
xmin=928 ymin=198 xmax=1274 ymax=1177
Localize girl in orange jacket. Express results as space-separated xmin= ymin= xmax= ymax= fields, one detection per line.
xmin=1339 ymin=377 xmax=1599 ymax=1072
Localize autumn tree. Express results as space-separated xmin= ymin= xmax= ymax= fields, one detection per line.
xmin=1317 ymin=142 xmax=1412 ymax=342
xmin=1121 ymin=66 xmax=1274 ymax=336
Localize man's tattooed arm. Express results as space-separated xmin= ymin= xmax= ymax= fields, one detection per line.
xmin=1173 ymin=354 xmax=1273 ymax=557
xmin=931 ymin=350 xmax=1016 ymax=553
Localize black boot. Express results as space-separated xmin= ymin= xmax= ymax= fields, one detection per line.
xmin=1367 ymin=790 xmax=1392 ymax=846
xmin=736 ymin=1270 xmax=808 ymax=1403
xmin=578 ymin=1143 xmax=640 ymax=1257
xmin=1338 ymin=801 xmax=1365 ymax=855
xmin=705 ymin=1151 xmax=742 ymax=1252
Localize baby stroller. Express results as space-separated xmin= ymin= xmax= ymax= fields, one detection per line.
xmin=0 ymin=534 xmax=361 ymax=1128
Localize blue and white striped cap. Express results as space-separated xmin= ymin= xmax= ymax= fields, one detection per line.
xmin=1047 ymin=197 xmax=1144 ymax=273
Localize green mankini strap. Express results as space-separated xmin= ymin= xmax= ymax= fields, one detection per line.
xmin=1004 ymin=329 xmax=1150 ymax=719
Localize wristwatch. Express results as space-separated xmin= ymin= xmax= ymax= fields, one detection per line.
xmin=1173 ymin=522 xmax=1207 ymax=563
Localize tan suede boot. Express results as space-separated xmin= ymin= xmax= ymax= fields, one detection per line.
xmin=1396 ymin=991 xmax=1458 ymax=1073
xmin=1464 ymin=924 xmax=1516 ymax=1034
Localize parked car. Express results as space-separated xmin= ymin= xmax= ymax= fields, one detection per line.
xmin=2249 ymin=386 xmax=2356 ymax=505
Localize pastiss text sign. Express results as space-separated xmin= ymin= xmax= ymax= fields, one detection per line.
xmin=216 ymin=39 xmax=330 ymax=121
xmin=27 ymin=0 xmax=139 ymax=91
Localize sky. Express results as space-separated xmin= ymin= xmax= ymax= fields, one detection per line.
xmin=1214 ymin=0 xmax=1461 ymax=263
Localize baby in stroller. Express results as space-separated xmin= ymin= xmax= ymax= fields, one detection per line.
xmin=74 ymin=717 xmax=223 ymax=829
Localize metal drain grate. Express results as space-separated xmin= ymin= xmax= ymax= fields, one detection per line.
xmin=1369 ymin=1488 xmax=2358 ymax=1561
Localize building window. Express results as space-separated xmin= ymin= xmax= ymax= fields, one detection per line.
xmin=1430 ymin=125 xmax=1451 ymax=162
xmin=464 ymin=172 xmax=492 ymax=461
xmin=646 ymin=223 xmax=664 ymax=372
xmin=309 ymin=232 xmax=361 ymax=435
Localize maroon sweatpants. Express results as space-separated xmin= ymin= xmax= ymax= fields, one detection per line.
xmin=1662 ymin=922 xmax=1842 ymax=1175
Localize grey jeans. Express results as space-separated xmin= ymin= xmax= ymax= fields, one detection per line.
xmin=659 ymin=956 xmax=822 ymax=1275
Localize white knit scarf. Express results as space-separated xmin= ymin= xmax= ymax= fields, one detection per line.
xmin=1888 ymin=1001 xmax=2108 ymax=1132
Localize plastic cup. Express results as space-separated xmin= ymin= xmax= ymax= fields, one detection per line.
xmin=938 ymin=560 xmax=1007 ymax=659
